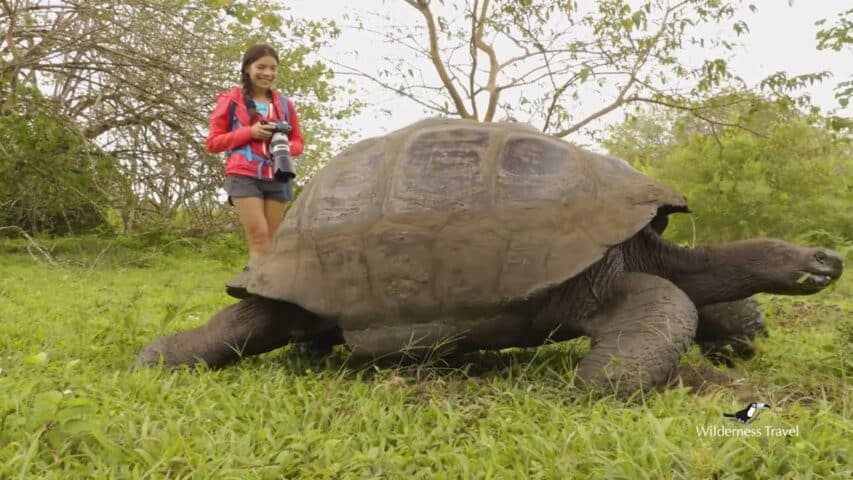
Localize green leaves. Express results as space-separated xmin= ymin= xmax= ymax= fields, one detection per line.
xmin=0 ymin=89 xmax=117 ymax=235
xmin=697 ymin=59 xmax=731 ymax=92
xmin=603 ymin=92 xmax=853 ymax=247
xmin=732 ymin=20 xmax=749 ymax=35
xmin=815 ymin=8 xmax=852 ymax=52
xmin=815 ymin=8 xmax=852 ymax=108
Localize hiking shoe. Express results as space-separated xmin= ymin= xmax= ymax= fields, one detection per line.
xmin=225 ymin=265 xmax=251 ymax=299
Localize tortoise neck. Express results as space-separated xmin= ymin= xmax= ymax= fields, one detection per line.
xmin=624 ymin=228 xmax=765 ymax=307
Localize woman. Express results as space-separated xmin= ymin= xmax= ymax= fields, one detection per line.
xmin=206 ymin=43 xmax=304 ymax=297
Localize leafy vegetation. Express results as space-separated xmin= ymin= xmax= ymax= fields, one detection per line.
xmin=0 ymin=87 xmax=121 ymax=235
xmin=0 ymin=236 xmax=849 ymax=478
xmin=602 ymin=94 xmax=852 ymax=250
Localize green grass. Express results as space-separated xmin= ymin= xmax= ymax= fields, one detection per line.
xmin=0 ymin=236 xmax=850 ymax=479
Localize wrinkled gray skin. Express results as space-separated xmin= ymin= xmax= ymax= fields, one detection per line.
xmin=137 ymin=224 xmax=843 ymax=396
xmin=649 ymin=216 xmax=768 ymax=367
xmin=697 ymin=298 xmax=767 ymax=366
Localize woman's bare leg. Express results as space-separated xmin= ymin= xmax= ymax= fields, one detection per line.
xmin=231 ymin=196 xmax=270 ymax=261
xmin=263 ymin=198 xmax=287 ymax=241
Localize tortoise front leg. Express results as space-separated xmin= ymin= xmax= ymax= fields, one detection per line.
xmin=134 ymin=297 xmax=339 ymax=368
xmin=696 ymin=297 xmax=767 ymax=366
xmin=577 ymin=273 xmax=697 ymax=396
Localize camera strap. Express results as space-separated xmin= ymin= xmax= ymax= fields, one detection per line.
xmin=227 ymin=96 xmax=289 ymax=130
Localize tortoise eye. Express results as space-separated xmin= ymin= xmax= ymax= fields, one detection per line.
xmin=815 ymin=252 xmax=827 ymax=264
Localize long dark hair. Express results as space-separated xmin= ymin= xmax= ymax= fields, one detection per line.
xmin=240 ymin=43 xmax=280 ymax=121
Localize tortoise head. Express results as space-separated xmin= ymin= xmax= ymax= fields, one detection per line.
xmin=745 ymin=239 xmax=844 ymax=295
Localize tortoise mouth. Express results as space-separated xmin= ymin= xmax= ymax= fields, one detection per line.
xmin=794 ymin=249 xmax=844 ymax=292
xmin=794 ymin=270 xmax=839 ymax=292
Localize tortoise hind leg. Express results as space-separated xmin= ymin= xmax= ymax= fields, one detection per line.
xmin=134 ymin=297 xmax=339 ymax=368
xmin=577 ymin=273 xmax=697 ymax=396
xmin=697 ymin=297 xmax=767 ymax=366
xmin=294 ymin=328 xmax=347 ymax=358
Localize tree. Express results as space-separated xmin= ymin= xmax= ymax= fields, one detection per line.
xmin=338 ymin=0 xmax=828 ymax=138
xmin=1 ymin=0 xmax=359 ymax=234
xmin=0 ymin=85 xmax=119 ymax=235
xmin=602 ymin=93 xmax=853 ymax=247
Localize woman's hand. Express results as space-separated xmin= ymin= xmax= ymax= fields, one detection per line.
xmin=250 ymin=122 xmax=274 ymax=140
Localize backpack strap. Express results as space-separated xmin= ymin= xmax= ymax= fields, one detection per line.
xmin=224 ymin=99 xmax=268 ymax=178
xmin=279 ymin=95 xmax=289 ymax=124
xmin=228 ymin=99 xmax=238 ymax=130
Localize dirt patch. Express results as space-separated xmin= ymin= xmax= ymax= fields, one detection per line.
xmin=763 ymin=299 xmax=846 ymax=330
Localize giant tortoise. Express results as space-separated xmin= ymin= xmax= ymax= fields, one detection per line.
xmin=136 ymin=118 xmax=843 ymax=395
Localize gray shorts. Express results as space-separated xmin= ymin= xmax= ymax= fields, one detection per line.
xmin=224 ymin=175 xmax=294 ymax=205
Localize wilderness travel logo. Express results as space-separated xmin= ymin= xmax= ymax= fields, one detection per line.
xmin=695 ymin=402 xmax=800 ymax=437
xmin=724 ymin=402 xmax=770 ymax=423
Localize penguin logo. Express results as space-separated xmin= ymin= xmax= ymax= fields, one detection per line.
xmin=723 ymin=402 xmax=770 ymax=424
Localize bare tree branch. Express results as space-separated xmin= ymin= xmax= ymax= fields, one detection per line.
xmin=402 ymin=0 xmax=473 ymax=118
xmin=330 ymin=60 xmax=454 ymax=114
xmin=348 ymin=0 xmax=762 ymax=138
xmin=553 ymin=1 xmax=682 ymax=136
xmin=473 ymin=0 xmax=499 ymax=121
xmin=628 ymin=96 xmax=768 ymax=138
xmin=468 ymin=0 xmax=479 ymax=118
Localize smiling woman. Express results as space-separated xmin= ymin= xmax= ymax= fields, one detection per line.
xmin=204 ymin=43 xmax=305 ymax=296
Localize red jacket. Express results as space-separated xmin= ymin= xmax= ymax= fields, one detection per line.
xmin=206 ymin=86 xmax=304 ymax=179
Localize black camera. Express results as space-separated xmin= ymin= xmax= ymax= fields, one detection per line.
xmin=263 ymin=120 xmax=294 ymax=182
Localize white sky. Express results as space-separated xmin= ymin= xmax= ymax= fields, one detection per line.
xmin=286 ymin=0 xmax=852 ymax=146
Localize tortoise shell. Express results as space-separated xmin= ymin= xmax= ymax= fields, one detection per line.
xmin=246 ymin=118 xmax=686 ymax=333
